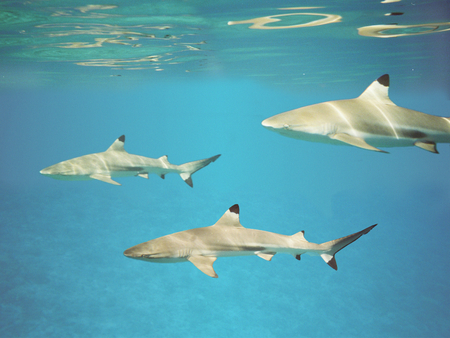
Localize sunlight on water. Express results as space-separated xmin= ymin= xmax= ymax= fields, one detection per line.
xmin=358 ymin=22 xmax=450 ymax=38
xmin=227 ymin=8 xmax=342 ymax=29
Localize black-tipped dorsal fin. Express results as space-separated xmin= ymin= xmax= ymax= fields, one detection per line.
xmin=213 ymin=204 xmax=244 ymax=228
xmin=106 ymin=135 xmax=126 ymax=152
xmin=358 ymin=74 xmax=395 ymax=105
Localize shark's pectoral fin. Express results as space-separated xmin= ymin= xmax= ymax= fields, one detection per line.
xmin=188 ymin=256 xmax=218 ymax=278
xmin=329 ymin=133 xmax=388 ymax=153
xmin=90 ymin=174 xmax=121 ymax=185
xmin=414 ymin=141 xmax=439 ymax=154
xmin=138 ymin=173 xmax=149 ymax=179
xmin=256 ymin=252 xmax=275 ymax=261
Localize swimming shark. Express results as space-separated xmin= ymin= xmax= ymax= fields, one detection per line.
xmin=124 ymin=204 xmax=377 ymax=278
xmin=40 ymin=135 xmax=220 ymax=186
xmin=262 ymin=74 xmax=450 ymax=153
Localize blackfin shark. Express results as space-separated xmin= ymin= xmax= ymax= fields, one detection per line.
xmin=262 ymin=74 xmax=450 ymax=153
xmin=40 ymin=135 xmax=220 ymax=186
xmin=124 ymin=204 xmax=377 ymax=278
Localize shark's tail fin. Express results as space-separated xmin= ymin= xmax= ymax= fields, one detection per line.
xmin=319 ymin=224 xmax=377 ymax=270
xmin=178 ymin=154 xmax=221 ymax=187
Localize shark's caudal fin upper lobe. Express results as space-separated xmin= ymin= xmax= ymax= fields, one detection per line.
xmin=319 ymin=224 xmax=377 ymax=270
xmin=178 ymin=154 xmax=221 ymax=187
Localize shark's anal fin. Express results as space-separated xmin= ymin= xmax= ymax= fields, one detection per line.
xmin=414 ymin=141 xmax=438 ymax=154
xmin=256 ymin=252 xmax=275 ymax=261
xmin=329 ymin=133 xmax=388 ymax=153
xmin=188 ymin=256 xmax=218 ymax=278
xmin=138 ymin=173 xmax=149 ymax=179
xmin=90 ymin=174 xmax=121 ymax=185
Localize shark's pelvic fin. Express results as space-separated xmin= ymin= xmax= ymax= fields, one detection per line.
xmin=106 ymin=135 xmax=126 ymax=152
xmin=358 ymin=74 xmax=395 ymax=105
xmin=138 ymin=173 xmax=149 ymax=179
xmin=188 ymin=256 xmax=218 ymax=278
xmin=414 ymin=141 xmax=439 ymax=153
xmin=256 ymin=252 xmax=275 ymax=261
xmin=319 ymin=224 xmax=377 ymax=270
xmin=90 ymin=174 xmax=121 ymax=185
xmin=213 ymin=204 xmax=243 ymax=228
xmin=329 ymin=133 xmax=388 ymax=153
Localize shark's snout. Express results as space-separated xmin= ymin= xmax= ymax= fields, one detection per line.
xmin=40 ymin=167 xmax=51 ymax=175
xmin=123 ymin=248 xmax=137 ymax=258
xmin=123 ymin=247 xmax=148 ymax=259
xmin=261 ymin=118 xmax=275 ymax=129
xmin=262 ymin=117 xmax=292 ymax=131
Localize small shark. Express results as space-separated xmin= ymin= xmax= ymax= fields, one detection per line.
xmin=124 ymin=204 xmax=377 ymax=278
xmin=262 ymin=74 xmax=450 ymax=153
xmin=40 ymin=135 xmax=220 ymax=186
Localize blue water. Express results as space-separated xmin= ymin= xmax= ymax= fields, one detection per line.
xmin=1 ymin=1 xmax=450 ymax=337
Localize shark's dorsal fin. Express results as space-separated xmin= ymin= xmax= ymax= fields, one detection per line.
xmin=291 ymin=230 xmax=306 ymax=241
xmin=213 ymin=204 xmax=244 ymax=228
xmin=159 ymin=155 xmax=169 ymax=164
xmin=358 ymin=74 xmax=395 ymax=105
xmin=106 ymin=135 xmax=126 ymax=152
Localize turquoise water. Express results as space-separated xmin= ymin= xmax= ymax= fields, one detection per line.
xmin=1 ymin=1 xmax=450 ymax=337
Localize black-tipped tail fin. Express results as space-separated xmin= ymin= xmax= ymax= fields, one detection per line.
xmin=320 ymin=224 xmax=377 ymax=270
xmin=178 ymin=154 xmax=220 ymax=187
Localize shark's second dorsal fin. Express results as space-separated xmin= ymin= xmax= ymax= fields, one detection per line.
xmin=213 ymin=204 xmax=244 ymax=228
xmin=106 ymin=135 xmax=126 ymax=152
xmin=291 ymin=230 xmax=306 ymax=241
xmin=358 ymin=74 xmax=395 ymax=105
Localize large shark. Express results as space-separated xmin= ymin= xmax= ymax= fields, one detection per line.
xmin=124 ymin=204 xmax=377 ymax=278
xmin=40 ymin=135 xmax=220 ymax=186
xmin=262 ymin=74 xmax=450 ymax=153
